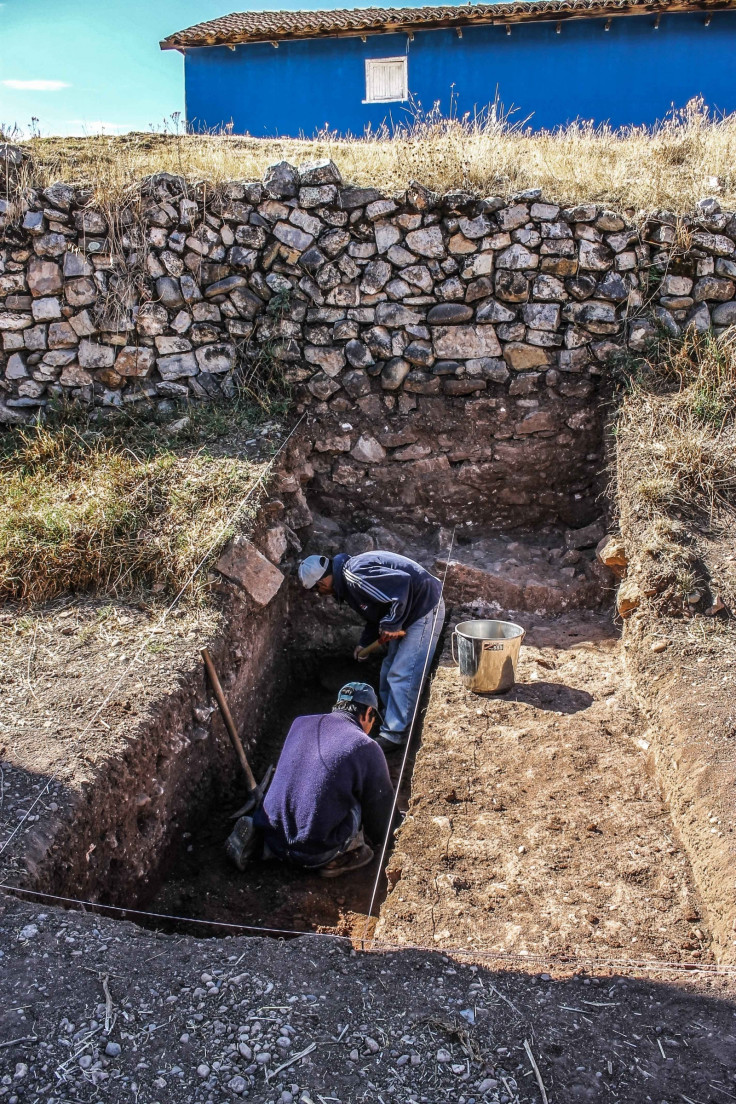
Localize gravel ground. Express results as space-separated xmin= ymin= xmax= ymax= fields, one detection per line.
xmin=1 ymin=894 xmax=735 ymax=1104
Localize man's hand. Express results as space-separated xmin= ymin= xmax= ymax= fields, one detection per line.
xmin=353 ymin=644 xmax=368 ymax=662
xmin=379 ymin=629 xmax=404 ymax=643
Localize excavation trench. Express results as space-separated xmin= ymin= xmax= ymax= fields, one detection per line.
xmin=143 ymin=645 xmax=417 ymax=941
xmin=17 ymin=527 xmax=714 ymax=965
xmin=20 ymin=579 xmax=425 ymax=943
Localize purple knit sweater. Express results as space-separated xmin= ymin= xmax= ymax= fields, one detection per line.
xmin=255 ymin=711 xmax=395 ymax=867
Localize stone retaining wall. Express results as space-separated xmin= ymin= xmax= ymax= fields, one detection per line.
xmin=3 ymin=151 xmax=736 ymax=528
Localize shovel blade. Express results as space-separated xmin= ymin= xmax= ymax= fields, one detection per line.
xmin=229 ymin=764 xmax=274 ymax=819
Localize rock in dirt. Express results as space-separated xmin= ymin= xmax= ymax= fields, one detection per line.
xmin=597 ymin=533 xmax=628 ymax=576
xmin=617 ymin=577 xmax=642 ymax=617
xmin=216 ymin=536 xmax=285 ymax=605
xmin=565 ymin=520 xmax=606 ymax=550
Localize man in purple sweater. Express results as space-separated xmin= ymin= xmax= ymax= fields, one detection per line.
xmin=226 ymin=683 xmax=398 ymax=878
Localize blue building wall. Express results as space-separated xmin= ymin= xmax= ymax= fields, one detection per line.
xmin=183 ymin=11 xmax=736 ymax=136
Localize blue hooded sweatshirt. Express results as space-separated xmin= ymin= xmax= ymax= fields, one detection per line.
xmin=332 ymin=551 xmax=442 ymax=647
xmin=255 ymin=711 xmax=395 ymax=867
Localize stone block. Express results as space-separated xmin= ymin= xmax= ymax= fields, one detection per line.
xmin=692 ymin=276 xmax=735 ymax=302
xmin=0 ymin=312 xmax=33 ymax=331
xmin=273 ymin=221 xmax=313 ymax=252
xmin=502 ymin=343 xmax=549 ymax=371
xmin=59 ymin=364 xmax=94 ymax=387
xmin=195 ymin=343 xmax=236 ymax=374
xmin=263 ymin=161 xmax=299 ymax=198
xmin=374 ymin=221 xmax=402 ymax=253
xmin=28 ymin=258 xmax=63 ymax=297
xmin=64 ymin=278 xmax=97 ymax=308
xmin=31 ymin=297 xmax=61 ymax=322
xmin=521 ymin=303 xmax=560 ymax=331
xmin=307 ymin=371 xmax=341 ymax=400
xmin=381 ymin=358 xmax=411 ymax=391
xmin=216 ymin=536 xmax=285 ymax=606
xmin=496 ymin=243 xmax=538 ymax=270
xmin=405 ymin=226 xmax=445 ymax=258
xmin=299 ymin=185 xmax=338 ymax=208
xmin=375 ymin=302 xmax=423 ymax=327
xmin=351 ymin=434 xmax=386 ymax=463
xmin=78 ymin=339 xmax=114 ymax=370
xmin=157 ymin=351 xmax=199 ymax=380
xmin=427 ymin=303 xmax=473 ymax=324
xmin=432 ymin=325 xmax=501 ymax=359
xmin=5 ymin=352 xmax=28 ymax=379
xmin=565 ymin=520 xmax=606 ymax=550
xmin=712 ymin=301 xmax=736 ymax=325
xmin=514 ymin=410 xmax=558 ymax=435
xmin=305 ymin=345 xmax=346 ymax=377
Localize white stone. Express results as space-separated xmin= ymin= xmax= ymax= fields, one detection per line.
xmin=6 ymin=352 xmax=28 ymax=379
xmin=405 ymin=226 xmax=445 ymax=258
xmin=374 ymin=221 xmax=401 ymax=254
xmin=157 ymin=352 xmax=198 ymax=379
xmin=496 ymin=243 xmax=538 ymax=270
xmin=78 ymin=339 xmax=114 ymax=369
xmin=31 ymin=297 xmax=61 ymax=321
xmin=351 ymin=434 xmax=386 ymax=463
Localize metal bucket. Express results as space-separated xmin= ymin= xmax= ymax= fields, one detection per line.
xmin=451 ymin=619 xmax=525 ymax=694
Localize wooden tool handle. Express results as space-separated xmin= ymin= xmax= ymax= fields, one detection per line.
xmin=201 ymin=648 xmax=257 ymax=791
xmin=357 ymin=631 xmax=406 ymax=660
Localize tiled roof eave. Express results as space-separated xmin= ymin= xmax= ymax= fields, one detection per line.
xmin=160 ymin=0 xmax=736 ymax=51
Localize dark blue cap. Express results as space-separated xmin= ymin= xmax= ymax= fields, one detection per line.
xmin=335 ymin=681 xmax=379 ymax=712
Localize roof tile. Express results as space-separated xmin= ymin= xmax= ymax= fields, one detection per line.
xmin=161 ymin=0 xmax=735 ymax=49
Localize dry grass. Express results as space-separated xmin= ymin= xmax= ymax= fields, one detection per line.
xmin=12 ymin=97 xmax=736 ymax=212
xmin=0 ymin=410 xmax=270 ymax=605
xmin=614 ymin=326 xmax=736 ymax=608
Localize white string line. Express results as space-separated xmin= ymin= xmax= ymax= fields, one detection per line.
xmin=2 ymin=881 xmax=733 ymax=977
xmin=360 ymin=526 xmax=456 ymax=946
xmin=0 ymin=413 xmax=306 ymax=859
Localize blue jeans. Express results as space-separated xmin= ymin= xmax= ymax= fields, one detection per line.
xmin=379 ymin=598 xmax=445 ymax=746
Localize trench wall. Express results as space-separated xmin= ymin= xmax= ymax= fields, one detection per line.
xmin=4 ymin=154 xmax=736 ymax=528
xmin=26 ymin=584 xmax=292 ymax=909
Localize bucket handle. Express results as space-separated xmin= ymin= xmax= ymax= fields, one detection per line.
xmin=451 ymin=631 xmax=458 ymax=665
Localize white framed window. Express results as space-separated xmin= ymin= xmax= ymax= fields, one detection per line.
xmin=364 ymin=56 xmax=408 ymax=104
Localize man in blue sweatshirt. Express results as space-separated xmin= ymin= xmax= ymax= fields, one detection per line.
xmin=225 ymin=682 xmax=397 ymax=878
xmin=298 ymin=550 xmax=445 ymax=753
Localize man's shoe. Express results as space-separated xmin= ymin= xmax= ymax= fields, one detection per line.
xmin=374 ymin=735 xmax=404 ymax=754
xmin=225 ymin=816 xmax=259 ymax=871
xmin=318 ymin=843 xmax=375 ymax=879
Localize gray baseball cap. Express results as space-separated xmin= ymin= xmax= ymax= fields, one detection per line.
xmin=298 ymin=554 xmax=330 ymax=589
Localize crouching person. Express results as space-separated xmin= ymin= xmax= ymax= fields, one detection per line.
xmin=225 ymin=683 xmax=399 ymax=878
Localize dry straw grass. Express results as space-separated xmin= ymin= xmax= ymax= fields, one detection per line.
xmin=615 ymin=326 xmax=736 ymax=604
xmin=17 ymin=97 xmax=736 ymax=212
xmin=0 ymin=416 xmax=267 ymax=605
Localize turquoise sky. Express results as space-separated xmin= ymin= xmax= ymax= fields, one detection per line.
xmin=0 ymin=0 xmax=436 ymax=137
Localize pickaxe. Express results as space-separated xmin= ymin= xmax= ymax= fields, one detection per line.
xmin=201 ymin=648 xmax=273 ymax=818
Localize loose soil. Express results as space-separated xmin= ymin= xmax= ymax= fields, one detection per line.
xmin=380 ymin=608 xmax=714 ymax=966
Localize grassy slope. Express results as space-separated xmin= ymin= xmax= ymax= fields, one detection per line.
xmin=613 ymin=328 xmax=736 ymax=614
xmin=0 ymin=404 xmax=276 ymax=605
